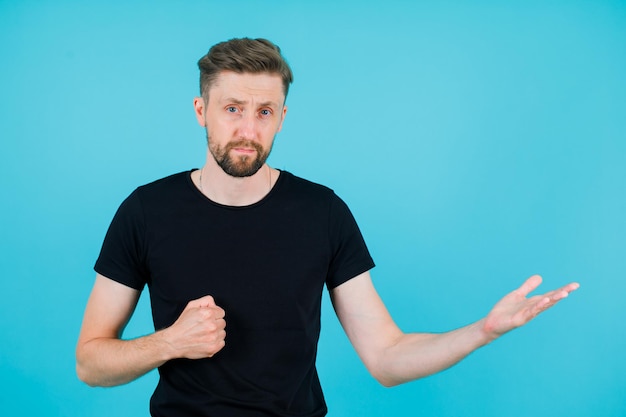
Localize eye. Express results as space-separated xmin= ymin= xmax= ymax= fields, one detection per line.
xmin=259 ymin=109 xmax=272 ymax=117
xmin=226 ymin=106 xmax=238 ymax=113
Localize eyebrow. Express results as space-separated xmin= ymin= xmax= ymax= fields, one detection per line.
xmin=223 ymin=97 xmax=280 ymax=108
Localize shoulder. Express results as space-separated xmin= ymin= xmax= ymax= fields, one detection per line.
xmin=132 ymin=170 xmax=194 ymax=203
xmin=274 ymin=171 xmax=357 ymax=221
xmin=106 ymin=171 xmax=192 ymax=221
xmin=137 ymin=171 xmax=192 ymax=193
xmin=278 ymin=171 xmax=337 ymax=200
xmin=109 ymin=171 xmax=195 ymax=220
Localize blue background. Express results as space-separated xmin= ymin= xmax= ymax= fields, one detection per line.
xmin=1 ymin=1 xmax=625 ymax=416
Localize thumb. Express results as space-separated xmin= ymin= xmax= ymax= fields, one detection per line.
xmin=516 ymin=275 xmax=543 ymax=297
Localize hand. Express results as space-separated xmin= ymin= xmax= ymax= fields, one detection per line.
xmin=162 ymin=295 xmax=226 ymax=360
xmin=482 ymin=275 xmax=579 ymax=341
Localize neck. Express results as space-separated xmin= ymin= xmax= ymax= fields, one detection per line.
xmin=196 ymin=156 xmax=275 ymax=206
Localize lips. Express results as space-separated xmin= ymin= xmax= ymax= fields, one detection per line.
xmin=232 ymin=147 xmax=256 ymax=154
xmin=228 ymin=140 xmax=261 ymax=154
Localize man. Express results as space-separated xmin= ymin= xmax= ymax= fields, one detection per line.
xmin=76 ymin=38 xmax=579 ymax=417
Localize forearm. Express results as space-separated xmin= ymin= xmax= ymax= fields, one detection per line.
xmin=334 ymin=273 xmax=579 ymax=388
xmin=375 ymin=319 xmax=491 ymax=387
xmin=76 ymin=330 xmax=173 ymax=387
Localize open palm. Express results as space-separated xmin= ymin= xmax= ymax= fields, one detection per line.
xmin=483 ymin=275 xmax=580 ymax=339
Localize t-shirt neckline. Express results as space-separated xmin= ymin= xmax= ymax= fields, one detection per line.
xmin=186 ymin=168 xmax=286 ymax=210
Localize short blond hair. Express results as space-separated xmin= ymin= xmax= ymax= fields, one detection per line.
xmin=197 ymin=38 xmax=293 ymax=100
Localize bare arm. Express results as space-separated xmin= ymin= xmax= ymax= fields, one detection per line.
xmin=76 ymin=274 xmax=226 ymax=387
xmin=330 ymin=272 xmax=579 ymax=387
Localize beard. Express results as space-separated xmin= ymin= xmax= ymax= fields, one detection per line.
xmin=208 ymin=133 xmax=273 ymax=178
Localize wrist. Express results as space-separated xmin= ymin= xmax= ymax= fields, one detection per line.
xmin=477 ymin=318 xmax=500 ymax=344
xmin=149 ymin=328 xmax=177 ymax=362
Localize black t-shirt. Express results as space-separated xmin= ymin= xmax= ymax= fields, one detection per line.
xmin=95 ymin=170 xmax=375 ymax=417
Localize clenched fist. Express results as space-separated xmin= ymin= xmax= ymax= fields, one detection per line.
xmin=162 ymin=295 xmax=227 ymax=359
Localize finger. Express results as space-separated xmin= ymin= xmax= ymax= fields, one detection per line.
xmin=540 ymin=282 xmax=580 ymax=302
xmin=563 ymin=282 xmax=581 ymax=293
xmin=187 ymin=295 xmax=217 ymax=309
xmin=214 ymin=318 xmax=226 ymax=331
xmin=200 ymin=306 xmax=225 ymax=320
xmin=531 ymin=285 xmax=578 ymax=315
xmin=209 ymin=339 xmax=226 ymax=357
xmin=555 ymin=282 xmax=580 ymax=300
xmin=516 ymin=275 xmax=543 ymax=297
xmin=211 ymin=306 xmax=226 ymax=320
xmin=535 ymin=296 xmax=552 ymax=311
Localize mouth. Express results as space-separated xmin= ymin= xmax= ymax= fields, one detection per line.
xmin=231 ymin=147 xmax=257 ymax=155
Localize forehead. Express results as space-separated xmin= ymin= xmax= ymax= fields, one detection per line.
xmin=209 ymin=71 xmax=285 ymax=105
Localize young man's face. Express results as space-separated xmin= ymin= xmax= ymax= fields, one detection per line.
xmin=194 ymin=71 xmax=288 ymax=177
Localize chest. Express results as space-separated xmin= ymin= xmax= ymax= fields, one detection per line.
xmin=143 ymin=202 xmax=332 ymax=329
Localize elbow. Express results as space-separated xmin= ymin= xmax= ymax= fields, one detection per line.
xmin=367 ymin=362 xmax=407 ymax=388
xmin=367 ymin=355 xmax=422 ymax=388
xmin=378 ymin=378 xmax=401 ymax=388
xmin=371 ymin=371 xmax=404 ymax=388
xmin=76 ymin=362 xmax=96 ymax=387
xmin=76 ymin=362 xmax=113 ymax=387
xmin=76 ymin=347 xmax=105 ymax=387
xmin=75 ymin=345 xmax=92 ymax=386
xmin=76 ymin=357 xmax=102 ymax=387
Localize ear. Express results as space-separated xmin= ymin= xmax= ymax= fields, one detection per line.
xmin=277 ymin=105 xmax=288 ymax=133
xmin=193 ymin=97 xmax=206 ymax=127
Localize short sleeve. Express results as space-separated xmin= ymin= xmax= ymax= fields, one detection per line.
xmin=94 ymin=190 xmax=149 ymax=290
xmin=325 ymin=194 xmax=375 ymax=289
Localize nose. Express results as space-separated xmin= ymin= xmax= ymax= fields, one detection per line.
xmin=237 ymin=112 xmax=258 ymax=140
